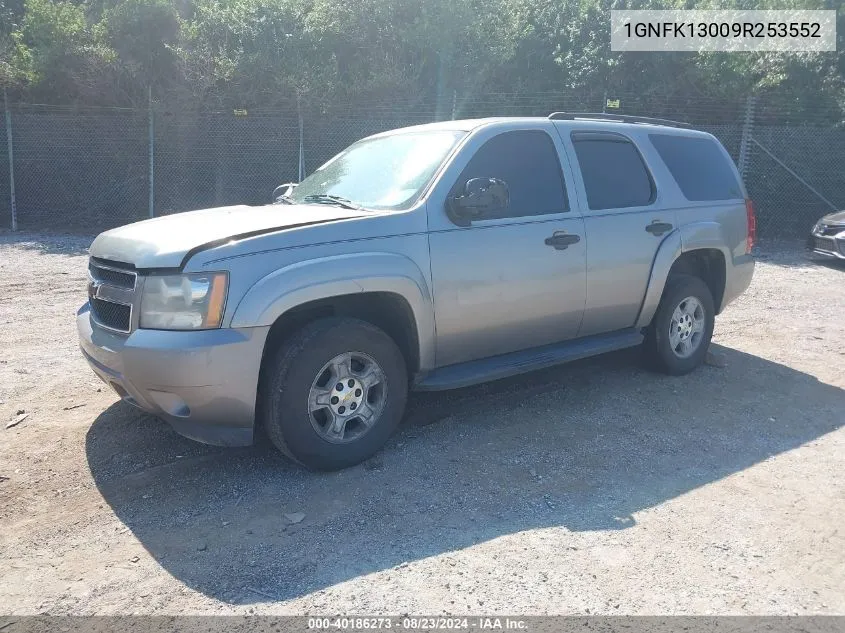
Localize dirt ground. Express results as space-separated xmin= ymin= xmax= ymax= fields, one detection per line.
xmin=0 ymin=231 xmax=843 ymax=616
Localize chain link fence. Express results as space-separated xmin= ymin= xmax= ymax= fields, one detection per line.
xmin=745 ymin=126 xmax=845 ymax=237
xmin=12 ymin=108 xmax=148 ymax=231
xmin=154 ymin=111 xmax=301 ymax=218
xmin=0 ymin=112 xmax=9 ymax=231
xmin=0 ymin=94 xmax=842 ymax=236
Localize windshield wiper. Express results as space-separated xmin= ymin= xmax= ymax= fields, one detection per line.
xmin=274 ymin=195 xmax=294 ymax=204
xmin=302 ymin=194 xmax=362 ymax=210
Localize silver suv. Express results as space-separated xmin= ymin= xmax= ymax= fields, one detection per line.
xmin=78 ymin=113 xmax=756 ymax=470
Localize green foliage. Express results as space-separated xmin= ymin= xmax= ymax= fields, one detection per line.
xmin=0 ymin=0 xmax=840 ymax=118
xmin=96 ymin=0 xmax=181 ymax=103
xmin=8 ymin=0 xmax=113 ymax=101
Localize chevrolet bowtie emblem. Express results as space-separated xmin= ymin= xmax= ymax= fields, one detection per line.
xmin=87 ymin=279 xmax=103 ymax=300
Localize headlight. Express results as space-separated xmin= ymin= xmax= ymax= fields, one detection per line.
xmin=139 ymin=272 xmax=228 ymax=330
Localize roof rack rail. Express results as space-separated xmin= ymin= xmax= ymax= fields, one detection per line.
xmin=548 ymin=112 xmax=691 ymax=128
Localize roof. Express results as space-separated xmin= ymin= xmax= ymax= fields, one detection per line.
xmin=366 ymin=118 xmax=506 ymax=136
xmin=365 ymin=114 xmax=709 ymax=140
xmin=373 ymin=112 xmax=695 ymax=136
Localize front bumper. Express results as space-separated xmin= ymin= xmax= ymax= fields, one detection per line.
xmin=807 ymin=231 xmax=845 ymax=260
xmin=77 ymin=303 xmax=270 ymax=446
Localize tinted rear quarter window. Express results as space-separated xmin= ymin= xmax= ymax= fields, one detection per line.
xmin=649 ymin=134 xmax=743 ymax=201
xmin=571 ymin=133 xmax=654 ymax=210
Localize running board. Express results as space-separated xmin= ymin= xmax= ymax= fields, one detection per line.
xmin=413 ymin=328 xmax=644 ymax=391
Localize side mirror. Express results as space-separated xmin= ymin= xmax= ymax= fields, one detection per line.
xmin=273 ymin=182 xmax=298 ymax=202
xmin=447 ymin=177 xmax=509 ymax=226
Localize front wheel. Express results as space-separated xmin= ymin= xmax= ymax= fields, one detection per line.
xmin=644 ymin=274 xmax=715 ymax=375
xmin=261 ymin=317 xmax=408 ymax=470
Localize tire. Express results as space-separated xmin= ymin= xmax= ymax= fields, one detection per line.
xmin=643 ymin=274 xmax=715 ymax=376
xmin=261 ymin=317 xmax=408 ymax=470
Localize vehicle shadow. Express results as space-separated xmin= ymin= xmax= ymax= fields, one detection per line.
xmin=85 ymin=344 xmax=845 ymax=604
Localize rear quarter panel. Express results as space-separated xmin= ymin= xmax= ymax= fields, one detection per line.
xmin=672 ymin=133 xmax=754 ymax=310
xmin=637 ymin=131 xmax=754 ymax=324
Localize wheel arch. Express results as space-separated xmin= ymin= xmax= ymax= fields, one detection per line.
xmin=666 ymin=249 xmax=727 ymax=314
xmin=231 ymin=252 xmax=436 ymax=372
xmin=260 ymin=292 xmax=421 ymax=375
xmin=636 ymin=226 xmax=730 ymax=328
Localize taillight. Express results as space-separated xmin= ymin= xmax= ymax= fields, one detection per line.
xmin=745 ymin=198 xmax=756 ymax=254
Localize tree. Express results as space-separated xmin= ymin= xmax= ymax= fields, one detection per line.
xmin=0 ymin=0 xmax=839 ymax=122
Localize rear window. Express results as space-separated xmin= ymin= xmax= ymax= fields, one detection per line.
xmin=649 ymin=134 xmax=743 ymax=201
xmin=571 ymin=133 xmax=654 ymax=210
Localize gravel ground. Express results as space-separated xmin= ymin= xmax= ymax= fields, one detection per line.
xmin=0 ymin=231 xmax=843 ymax=616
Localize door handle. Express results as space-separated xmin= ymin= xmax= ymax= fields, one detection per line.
xmin=645 ymin=221 xmax=673 ymax=236
xmin=544 ymin=232 xmax=581 ymax=250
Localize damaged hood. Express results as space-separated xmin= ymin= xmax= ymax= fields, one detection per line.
xmin=89 ymin=204 xmax=370 ymax=269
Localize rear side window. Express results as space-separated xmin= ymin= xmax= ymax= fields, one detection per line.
xmin=571 ymin=133 xmax=654 ymax=210
xmin=452 ymin=130 xmax=568 ymax=219
xmin=649 ymin=134 xmax=743 ymax=201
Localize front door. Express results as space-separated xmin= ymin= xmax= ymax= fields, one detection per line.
xmin=428 ymin=127 xmax=586 ymax=367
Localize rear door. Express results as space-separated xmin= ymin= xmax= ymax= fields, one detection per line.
xmin=427 ymin=125 xmax=586 ymax=367
xmin=558 ymin=127 xmax=674 ymax=336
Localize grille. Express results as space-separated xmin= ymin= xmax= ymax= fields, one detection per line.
xmin=88 ymin=257 xmax=136 ymax=333
xmin=814 ymin=237 xmax=836 ymax=253
xmin=91 ymin=298 xmax=132 ymax=332
xmin=89 ymin=260 xmax=136 ymax=288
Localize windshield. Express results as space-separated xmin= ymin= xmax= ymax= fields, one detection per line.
xmin=285 ymin=130 xmax=466 ymax=210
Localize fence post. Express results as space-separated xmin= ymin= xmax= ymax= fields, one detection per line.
xmin=738 ymin=95 xmax=756 ymax=179
xmin=148 ymin=87 xmax=155 ymax=218
xmin=451 ymin=90 xmax=457 ymax=120
xmin=297 ymin=94 xmax=305 ymax=182
xmin=4 ymin=90 xmax=17 ymax=231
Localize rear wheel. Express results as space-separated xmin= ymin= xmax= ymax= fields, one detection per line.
xmin=644 ymin=274 xmax=715 ymax=375
xmin=262 ymin=317 xmax=408 ymax=470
